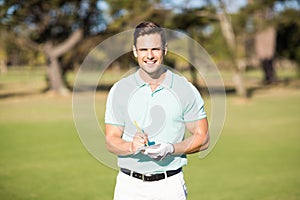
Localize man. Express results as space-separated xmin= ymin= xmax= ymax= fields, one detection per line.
xmin=105 ymin=21 xmax=209 ymax=200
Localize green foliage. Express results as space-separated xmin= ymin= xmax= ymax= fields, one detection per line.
xmin=1 ymin=0 xmax=300 ymax=73
xmin=276 ymin=8 xmax=300 ymax=65
xmin=171 ymin=7 xmax=217 ymax=30
xmin=201 ymin=24 xmax=231 ymax=62
xmin=1 ymin=0 xmax=106 ymax=43
xmin=229 ymin=0 xmax=300 ymax=72
xmin=0 ymin=0 xmax=108 ymax=74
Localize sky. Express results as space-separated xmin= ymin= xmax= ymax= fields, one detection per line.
xmin=98 ymin=0 xmax=300 ymax=13
xmin=161 ymin=0 xmax=247 ymax=13
xmin=96 ymin=0 xmax=248 ymax=13
xmin=226 ymin=0 xmax=247 ymax=13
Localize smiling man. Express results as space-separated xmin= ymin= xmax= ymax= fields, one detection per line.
xmin=105 ymin=21 xmax=209 ymax=200
xmin=133 ymin=26 xmax=167 ymax=82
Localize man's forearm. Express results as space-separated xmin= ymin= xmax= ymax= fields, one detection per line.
xmin=173 ymin=132 xmax=209 ymax=154
xmin=106 ymin=136 xmax=133 ymax=156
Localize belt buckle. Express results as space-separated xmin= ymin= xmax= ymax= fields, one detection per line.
xmin=142 ymin=173 xmax=151 ymax=182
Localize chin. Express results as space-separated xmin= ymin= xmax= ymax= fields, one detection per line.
xmin=142 ymin=65 xmax=159 ymax=73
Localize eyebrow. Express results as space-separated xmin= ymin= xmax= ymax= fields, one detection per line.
xmin=137 ymin=47 xmax=162 ymax=51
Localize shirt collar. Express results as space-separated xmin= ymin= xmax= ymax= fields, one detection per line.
xmin=134 ymin=68 xmax=174 ymax=89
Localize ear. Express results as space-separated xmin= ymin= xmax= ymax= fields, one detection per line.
xmin=164 ymin=43 xmax=168 ymax=55
xmin=133 ymin=45 xmax=137 ymax=57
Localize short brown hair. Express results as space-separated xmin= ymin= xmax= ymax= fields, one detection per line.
xmin=133 ymin=21 xmax=166 ymax=47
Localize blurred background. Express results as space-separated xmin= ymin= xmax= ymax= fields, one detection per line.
xmin=0 ymin=0 xmax=299 ymax=199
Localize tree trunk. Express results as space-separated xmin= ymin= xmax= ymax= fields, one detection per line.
xmin=47 ymin=55 xmax=69 ymax=95
xmin=261 ymin=58 xmax=276 ymax=84
xmin=233 ymin=71 xmax=246 ymax=97
xmin=0 ymin=60 xmax=8 ymax=75
xmin=255 ymin=27 xmax=277 ymax=84
xmin=43 ymin=29 xmax=83 ymax=95
xmin=218 ymin=1 xmax=247 ymax=97
xmin=188 ymin=33 xmax=199 ymax=88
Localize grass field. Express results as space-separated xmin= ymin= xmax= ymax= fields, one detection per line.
xmin=0 ymin=68 xmax=300 ymax=199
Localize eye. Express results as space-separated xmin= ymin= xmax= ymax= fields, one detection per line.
xmin=138 ymin=48 xmax=148 ymax=52
xmin=152 ymin=48 xmax=161 ymax=51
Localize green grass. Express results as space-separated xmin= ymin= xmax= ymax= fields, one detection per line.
xmin=185 ymin=91 xmax=300 ymax=199
xmin=0 ymin=96 xmax=117 ymax=200
xmin=0 ymin=68 xmax=300 ymax=199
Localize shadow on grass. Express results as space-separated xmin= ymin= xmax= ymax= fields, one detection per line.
xmin=0 ymin=91 xmax=43 ymax=99
xmin=0 ymin=78 xmax=294 ymax=100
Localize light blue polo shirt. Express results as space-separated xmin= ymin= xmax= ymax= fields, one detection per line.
xmin=105 ymin=68 xmax=206 ymax=174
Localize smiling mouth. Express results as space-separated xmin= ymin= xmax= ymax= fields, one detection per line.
xmin=144 ymin=60 xmax=157 ymax=64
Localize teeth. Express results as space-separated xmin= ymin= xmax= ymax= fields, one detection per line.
xmin=145 ymin=61 xmax=155 ymax=64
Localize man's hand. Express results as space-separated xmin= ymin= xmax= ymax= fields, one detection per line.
xmin=130 ymin=132 xmax=148 ymax=153
xmin=141 ymin=143 xmax=174 ymax=161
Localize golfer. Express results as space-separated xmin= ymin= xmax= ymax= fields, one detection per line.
xmin=105 ymin=21 xmax=209 ymax=200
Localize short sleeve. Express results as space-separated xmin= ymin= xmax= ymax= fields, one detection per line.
xmin=183 ymin=83 xmax=206 ymax=122
xmin=105 ymin=83 xmax=125 ymax=126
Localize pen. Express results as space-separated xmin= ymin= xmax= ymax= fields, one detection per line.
xmin=133 ymin=120 xmax=148 ymax=146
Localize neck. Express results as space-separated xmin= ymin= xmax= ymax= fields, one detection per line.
xmin=139 ymin=67 xmax=167 ymax=84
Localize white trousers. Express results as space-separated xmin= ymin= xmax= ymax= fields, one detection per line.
xmin=113 ymin=171 xmax=187 ymax=200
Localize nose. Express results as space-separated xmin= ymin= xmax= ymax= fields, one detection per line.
xmin=147 ymin=49 xmax=154 ymax=59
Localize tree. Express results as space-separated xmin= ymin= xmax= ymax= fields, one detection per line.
xmin=217 ymin=0 xmax=247 ymax=97
xmin=0 ymin=31 xmax=8 ymax=75
xmin=170 ymin=6 xmax=219 ymax=89
xmin=236 ymin=0 xmax=300 ymax=83
xmin=276 ymin=8 xmax=300 ymax=75
xmin=0 ymin=0 xmax=106 ymax=95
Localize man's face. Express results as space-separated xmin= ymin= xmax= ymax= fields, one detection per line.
xmin=133 ymin=33 xmax=167 ymax=76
